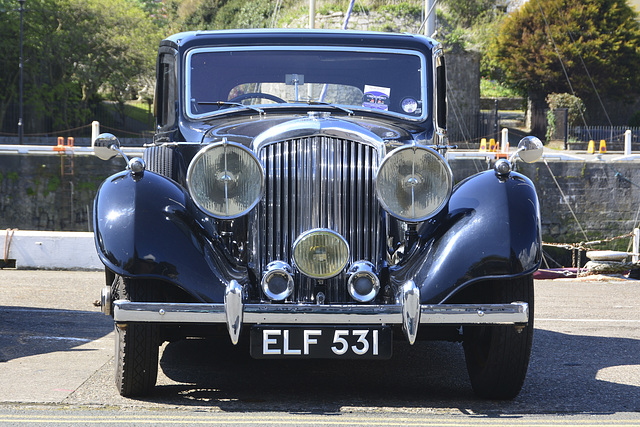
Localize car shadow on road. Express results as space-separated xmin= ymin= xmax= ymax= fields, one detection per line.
xmin=149 ymin=328 xmax=640 ymax=415
xmin=0 ymin=306 xmax=113 ymax=362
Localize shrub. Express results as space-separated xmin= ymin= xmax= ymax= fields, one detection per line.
xmin=546 ymin=93 xmax=585 ymax=140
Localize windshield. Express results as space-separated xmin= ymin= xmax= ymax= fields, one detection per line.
xmin=186 ymin=47 xmax=426 ymax=120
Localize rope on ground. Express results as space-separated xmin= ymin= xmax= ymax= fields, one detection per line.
xmin=581 ymin=260 xmax=640 ymax=275
xmin=543 ymin=232 xmax=637 ymax=274
xmin=543 ymin=232 xmax=634 ymax=252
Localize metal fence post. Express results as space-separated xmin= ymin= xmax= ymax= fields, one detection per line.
xmin=633 ymin=228 xmax=640 ymax=264
xmin=625 ymin=129 xmax=632 ymax=156
xmin=563 ymin=108 xmax=569 ymax=150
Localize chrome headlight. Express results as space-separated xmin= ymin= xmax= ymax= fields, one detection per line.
xmin=293 ymin=229 xmax=349 ymax=279
xmin=375 ymin=145 xmax=452 ymax=222
xmin=187 ymin=140 xmax=264 ymax=219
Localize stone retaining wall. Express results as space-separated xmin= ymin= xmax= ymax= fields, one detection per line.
xmin=1 ymin=154 xmax=637 ymax=258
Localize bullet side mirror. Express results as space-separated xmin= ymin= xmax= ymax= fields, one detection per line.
xmin=515 ymin=136 xmax=544 ymax=163
xmin=93 ymin=133 xmax=121 ymax=161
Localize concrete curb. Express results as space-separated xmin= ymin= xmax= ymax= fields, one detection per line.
xmin=2 ymin=230 xmax=102 ymax=270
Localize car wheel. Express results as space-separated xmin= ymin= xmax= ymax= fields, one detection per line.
xmin=114 ymin=277 xmax=159 ymax=397
xmin=462 ymin=274 xmax=534 ymax=399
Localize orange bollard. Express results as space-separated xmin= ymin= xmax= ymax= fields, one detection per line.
xmin=66 ymin=137 xmax=74 ymax=148
xmin=54 ymin=136 xmax=65 ymax=152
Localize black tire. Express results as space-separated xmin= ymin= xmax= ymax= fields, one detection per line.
xmin=463 ymin=274 xmax=534 ymax=399
xmin=114 ymin=277 xmax=159 ymax=397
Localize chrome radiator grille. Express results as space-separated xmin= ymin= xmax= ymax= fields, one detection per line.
xmin=255 ymin=136 xmax=381 ymax=302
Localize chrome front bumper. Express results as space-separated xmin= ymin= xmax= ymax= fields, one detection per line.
xmin=107 ymin=280 xmax=529 ymax=345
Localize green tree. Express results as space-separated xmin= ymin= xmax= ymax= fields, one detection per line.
xmin=437 ymin=0 xmax=505 ymax=53
xmin=0 ymin=0 xmax=23 ymax=132
xmin=0 ymin=0 xmax=160 ymax=134
xmin=182 ymin=0 xmax=275 ymax=30
xmin=490 ymin=0 xmax=640 ymax=134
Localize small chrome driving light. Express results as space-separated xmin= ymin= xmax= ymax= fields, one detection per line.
xmin=187 ymin=140 xmax=264 ymax=219
xmin=375 ymin=145 xmax=452 ymax=222
xmin=261 ymin=261 xmax=294 ymax=301
xmin=293 ymin=229 xmax=349 ymax=279
xmin=347 ymin=261 xmax=380 ymax=302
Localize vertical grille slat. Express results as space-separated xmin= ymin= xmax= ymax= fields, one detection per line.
xmin=267 ymin=146 xmax=274 ymax=261
xmin=259 ymin=136 xmax=380 ymax=303
xmin=275 ymin=143 xmax=282 ymax=259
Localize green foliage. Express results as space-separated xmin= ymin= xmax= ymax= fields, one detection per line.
xmin=378 ymin=3 xmax=421 ymax=17
xmin=545 ymin=93 xmax=585 ymax=140
xmin=437 ymin=0 xmax=505 ymax=54
xmin=103 ymin=101 xmax=153 ymax=126
xmin=480 ymin=78 xmax=520 ymax=98
xmin=490 ymin=0 xmax=640 ymax=102
xmin=317 ymin=2 xmax=350 ymax=15
xmin=440 ymin=0 xmax=499 ymax=28
xmin=629 ymin=111 xmax=640 ymax=127
xmin=77 ymin=179 xmax=100 ymax=192
xmin=183 ymin=0 xmax=274 ymax=29
xmin=0 ymin=0 xmax=161 ymax=134
xmin=44 ymin=176 xmax=61 ymax=196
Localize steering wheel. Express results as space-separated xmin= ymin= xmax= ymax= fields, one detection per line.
xmin=228 ymin=92 xmax=286 ymax=104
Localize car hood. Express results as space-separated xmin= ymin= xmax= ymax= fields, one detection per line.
xmin=200 ymin=113 xmax=420 ymax=148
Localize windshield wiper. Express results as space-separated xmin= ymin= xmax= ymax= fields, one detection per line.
xmin=197 ymin=101 xmax=265 ymax=115
xmin=306 ymin=100 xmax=354 ymax=116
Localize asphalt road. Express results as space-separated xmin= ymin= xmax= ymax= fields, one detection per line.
xmin=0 ymin=270 xmax=639 ymax=425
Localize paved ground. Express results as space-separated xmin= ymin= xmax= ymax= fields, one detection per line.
xmin=0 ymin=270 xmax=639 ymax=425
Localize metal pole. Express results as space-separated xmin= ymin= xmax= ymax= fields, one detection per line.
xmin=425 ymin=0 xmax=436 ymax=37
xmin=309 ymin=0 xmax=315 ymax=29
xmin=342 ymin=0 xmax=355 ymax=29
xmin=563 ymin=108 xmax=569 ymax=150
xmin=18 ymin=0 xmax=25 ymax=145
xmin=633 ymin=228 xmax=639 ymax=264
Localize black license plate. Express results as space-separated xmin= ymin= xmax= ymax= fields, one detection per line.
xmin=250 ymin=326 xmax=392 ymax=359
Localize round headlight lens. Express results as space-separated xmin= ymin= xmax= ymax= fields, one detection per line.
xmin=375 ymin=145 xmax=452 ymax=222
xmin=293 ymin=229 xmax=349 ymax=279
xmin=187 ymin=141 xmax=264 ymax=219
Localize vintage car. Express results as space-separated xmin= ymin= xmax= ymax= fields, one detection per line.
xmin=93 ymin=29 xmax=543 ymax=399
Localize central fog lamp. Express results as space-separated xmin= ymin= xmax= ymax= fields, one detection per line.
xmin=293 ymin=229 xmax=349 ymax=279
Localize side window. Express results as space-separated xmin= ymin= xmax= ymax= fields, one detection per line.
xmin=155 ymin=51 xmax=177 ymax=131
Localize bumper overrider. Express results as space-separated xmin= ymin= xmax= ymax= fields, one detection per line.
xmin=103 ymin=280 xmax=529 ymax=345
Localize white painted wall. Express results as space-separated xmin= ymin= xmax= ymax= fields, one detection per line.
xmin=3 ymin=230 xmax=102 ymax=270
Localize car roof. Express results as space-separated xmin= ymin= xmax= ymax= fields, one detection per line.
xmin=160 ymin=29 xmax=439 ymax=54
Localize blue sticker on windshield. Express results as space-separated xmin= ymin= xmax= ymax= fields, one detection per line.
xmin=363 ymin=85 xmax=390 ymax=111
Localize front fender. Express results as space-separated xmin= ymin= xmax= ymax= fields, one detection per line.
xmin=93 ymin=170 xmax=247 ymax=303
xmin=390 ymin=170 xmax=541 ymax=304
